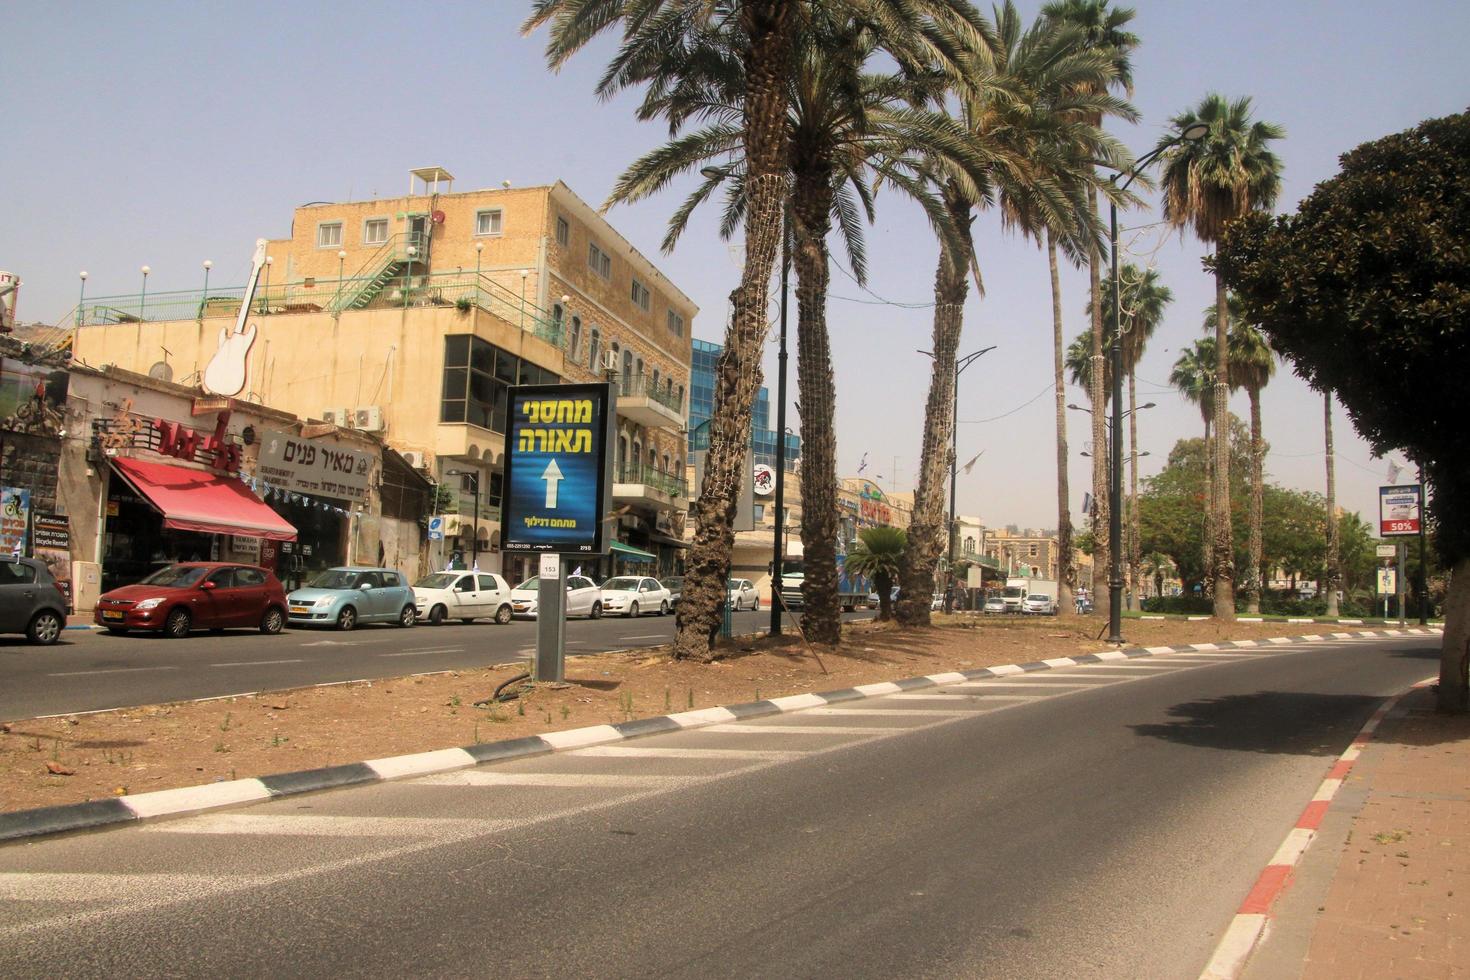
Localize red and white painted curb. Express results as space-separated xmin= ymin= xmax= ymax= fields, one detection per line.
xmin=1198 ymin=676 xmax=1438 ymax=979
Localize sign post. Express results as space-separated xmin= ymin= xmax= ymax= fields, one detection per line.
xmin=501 ymin=383 xmax=614 ymax=683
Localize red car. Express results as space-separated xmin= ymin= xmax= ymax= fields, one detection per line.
xmin=94 ymin=563 xmax=288 ymax=638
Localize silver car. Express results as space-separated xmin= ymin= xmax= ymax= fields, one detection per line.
xmin=0 ymin=557 xmax=69 ymax=645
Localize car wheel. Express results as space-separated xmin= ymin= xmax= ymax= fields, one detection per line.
xmin=164 ymin=607 xmax=191 ymax=639
xmin=336 ymin=606 xmax=357 ymax=631
xmin=494 ymin=604 xmax=512 ymax=625
xmin=659 ymin=600 xmax=669 ymax=616
xmin=627 ymin=601 xmax=639 ymax=618
xmin=400 ymin=605 xmax=417 ymax=628
xmin=590 ymin=601 xmax=603 ymax=620
xmin=28 ymin=610 xmax=62 ymax=646
xmin=260 ymin=607 xmax=285 ymax=635
xmin=428 ymin=605 xmax=446 ymax=626
xmin=753 ymin=598 xmax=760 ymax=612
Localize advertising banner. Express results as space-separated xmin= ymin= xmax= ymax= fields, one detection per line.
xmin=258 ymin=429 xmax=373 ymax=501
xmin=1377 ymin=568 xmax=1396 ymax=594
xmin=32 ymin=513 xmax=71 ymax=605
xmin=1378 ymin=484 xmax=1422 ymax=537
xmin=1 ymin=487 xmax=30 ymax=556
xmin=501 ymin=383 xmax=613 ymax=554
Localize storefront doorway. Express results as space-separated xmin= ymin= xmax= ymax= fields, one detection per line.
xmin=272 ymin=495 xmax=349 ymax=592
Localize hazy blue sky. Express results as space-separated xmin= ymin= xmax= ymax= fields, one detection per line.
xmin=6 ymin=1 xmax=1467 ymax=530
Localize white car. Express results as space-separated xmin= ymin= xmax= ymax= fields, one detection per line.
xmin=1023 ymin=593 xmax=1057 ymax=615
xmin=598 ymin=576 xmax=672 ymax=617
xmin=727 ymin=578 xmax=759 ymax=611
xmin=413 ymin=571 xmax=513 ymax=625
xmin=510 ymin=575 xmax=603 ymax=619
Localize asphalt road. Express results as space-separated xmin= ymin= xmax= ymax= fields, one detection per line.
xmin=0 ymin=608 xmax=874 ymax=721
xmin=0 ymin=633 xmax=1439 ymax=978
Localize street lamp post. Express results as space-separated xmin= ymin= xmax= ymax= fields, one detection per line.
xmin=1104 ymin=122 xmax=1209 ymax=643
xmin=919 ymin=345 xmax=995 ymax=612
xmin=77 ymin=271 xmax=88 ymax=328
xmin=474 ymin=241 xmax=484 ymax=312
xmin=139 ymin=265 xmax=150 ymax=321
xmin=769 ymin=230 xmax=791 ymax=635
xmin=201 ymin=260 xmax=212 ymax=320
xmin=446 ymin=469 xmax=481 ymax=571
xmin=335 ymin=249 xmax=347 ymax=313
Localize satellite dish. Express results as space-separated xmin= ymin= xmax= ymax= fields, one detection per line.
xmin=148 ymin=362 xmax=173 ymax=382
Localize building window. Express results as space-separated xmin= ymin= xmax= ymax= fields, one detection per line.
xmin=618 ymin=436 xmax=628 ymax=481
xmin=363 ymin=218 xmax=388 ymax=246
xmin=676 ymin=384 xmax=684 ymax=411
xmin=588 ymin=241 xmax=612 ymax=279
xmin=588 ymin=325 xmax=600 ymax=370
xmin=441 ymin=334 xmax=543 ymax=432
xmin=475 ymin=209 xmax=503 ymax=237
xmin=1029 ymin=543 xmax=1038 ymax=557
xmin=667 ymin=309 xmax=684 ymax=336
xmin=754 ymin=504 xmax=765 ymax=522
xmin=317 ymin=222 xmax=343 ymax=248
xmin=631 ymin=440 xmax=642 ymax=478
xmin=622 ymin=349 xmax=633 ymax=392
xmin=630 ymin=277 xmax=651 ymax=311
xmin=555 ymin=215 xmax=570 ymax=247
xmin=566 ymin=312 xmax=583 ymax=361
xmin=651 ymin=368 xmax=660 ymax=394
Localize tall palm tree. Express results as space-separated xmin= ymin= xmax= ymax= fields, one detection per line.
xmin=1207 ymin=294 xmax=1275 ymax=613
xmin=1169 ymin=337 xmax=1218 ymax=587
xmin=1041 ymin=0 xmax=1140 ymax=619
xmin=1323 ymin=391 xmax=1340 ymax=617
xmin=1158 ymin=93 xmax=1285 ymax=621
xmin=603 ymin=15 xmax=990 ymax=645
xmin=895 ymin=1 xmax=1133 ymax=626
xmin=526 ymin=0 xmax=987 ymax=660
xmin=1104 ymin=264 xmax=1171 ymax=605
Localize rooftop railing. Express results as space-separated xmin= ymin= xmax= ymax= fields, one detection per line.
xmin=616 ymin=374 xmax=684 ymax=414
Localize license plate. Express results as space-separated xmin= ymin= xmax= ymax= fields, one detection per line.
xmin=102 ymin=610 xmax=123 ymax=620
xmin=289 ymin=606 xmax=310 ymax=614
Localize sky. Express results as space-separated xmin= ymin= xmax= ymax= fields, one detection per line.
xmin=5 ymin=1 xmax=1468 ymax=532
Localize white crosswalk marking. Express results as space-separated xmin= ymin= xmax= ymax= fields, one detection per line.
xmin=951 ymin=681 xmax=1106 ymax=689
xmin=806 ymin=707 xmax=979 ymax=716
xmin=0 ymin=872 xmax=273 ymax=903
xmin=414 ymin=772 xmax=691 ymax=788
xmin=698 ymin=724 xmax=896 ymax=735
xmin=140 ymin=814 xmax=509 ymax=837
xmin=570 ymin=746 xmax=805 ymax=759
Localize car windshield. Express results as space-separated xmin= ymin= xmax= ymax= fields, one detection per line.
xmin=416 ymin=573 xmax=459 ymax=590
xmin=1029 ymin=595 xmax=1051 ymax=602
xmin=726 ymin=580 xmax=742 ymax=590
xmin=514 ymin=577 xmax=539 ymax=591
xmin=602 ymin=577 xmax=640 ymax=591
xmin=307 ymin=570 xmax=360 ymax=590
xmin=139 ymin=565 xmax=209 ymax=588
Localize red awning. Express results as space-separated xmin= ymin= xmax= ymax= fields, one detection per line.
xmin=110 ymin=457 xmax=298 ymax=542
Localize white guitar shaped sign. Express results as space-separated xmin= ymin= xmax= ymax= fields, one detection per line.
xmin=201 ymin=238 xmax=268 ymax=397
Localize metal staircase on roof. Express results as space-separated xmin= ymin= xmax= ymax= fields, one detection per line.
xmin=329 ymin=231 xmax=426 ymax=313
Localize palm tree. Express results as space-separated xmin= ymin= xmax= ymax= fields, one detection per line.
xmin=525 ymin=0 xmax=987 ymax=660
xmin=1207 ymin=294 xmax=1275 ymax=613
xmin=603 ymin=15 xmax=990 ymax=646
xmin=1158 ymin=93 xmax=1285 ymax=620
xmin=895 ymin=2 xmax=1134 ymax=626
xmin=1323 ymin=391 xmax=1340 ymax=617
xmin=843 ymin=525 xmax=907 ymax=620
xmin=1041 ymin=0 xmax=1140 ymax=619
xmin=1104 ymin=264 xmax=1171 ymax=606
xmin=1169 ymin=337 xmax=1218 ymax=586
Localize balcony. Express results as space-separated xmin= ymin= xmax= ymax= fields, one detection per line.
xmin=616 ymin=375 xmax=684 ymax=429
xmin=613 ymin=462 xmax=686 ymax=512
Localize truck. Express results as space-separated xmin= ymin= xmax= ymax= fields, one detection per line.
xmin=1002 ymin=576 xmax=1059 ymax=613
xmin=777 ymin=546 xmax=869 ymax=613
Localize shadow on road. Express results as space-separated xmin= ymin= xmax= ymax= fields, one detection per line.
xmin=1131 ymin=691 xmax=1388 ymax=756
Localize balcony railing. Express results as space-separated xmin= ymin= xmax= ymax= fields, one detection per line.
xmin=61 ymin=270 xmax=563 ymax=346
xmin=616 ymin=462 xmax=687 ymax=499
xmin=616 ymin=374 xmax=684 ymax=414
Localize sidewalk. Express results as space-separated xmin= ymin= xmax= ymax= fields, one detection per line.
xmin=1279 ymin=685 xmax=1468 ymax=978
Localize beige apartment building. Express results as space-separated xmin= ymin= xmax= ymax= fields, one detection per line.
xmin=70 ymin=169 xmax=697 ymax=583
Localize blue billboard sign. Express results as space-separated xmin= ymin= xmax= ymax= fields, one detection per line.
xmin=501 ymin=383 xmax=614 ymax=554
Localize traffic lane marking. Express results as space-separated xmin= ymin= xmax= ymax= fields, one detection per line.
xmin=47 ymin=666 xmax=181 ymax=677
xmin=210 ymin=659 xmax=305 ymax=668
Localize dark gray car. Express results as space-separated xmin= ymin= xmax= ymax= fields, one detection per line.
xmin=0 ymin=558 xmax=69 ymax=645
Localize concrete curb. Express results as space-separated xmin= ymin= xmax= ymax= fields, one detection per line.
xmin=0 ymin=626 xmax=1443 ymax=846
xmin=1197 ymin=673 xmax=1437 ymax=980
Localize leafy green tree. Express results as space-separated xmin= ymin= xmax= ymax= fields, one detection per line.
xmin=1168 ymin=337 xmax=1218 ymax=582
xmin=1213 ymin=110 xmax=1470 ymax=710
xmin=1158 ymin=93 xmax=1285 ymax=621
xmin=844 ymin=525 xmax=906 ymax=621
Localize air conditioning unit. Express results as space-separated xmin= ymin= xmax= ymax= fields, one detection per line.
xmin=353 ymin=406 xmax=385 ymax=432
xmin=602 ymin=350 xmax=619 ymax=374
xmin=321 ymin=407 xmax=349 ymax=426
xmin=400 ymin=450 xmax=427 ymax=469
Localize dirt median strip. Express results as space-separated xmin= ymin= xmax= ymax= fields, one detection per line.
xmin=0 ymin=618 xmax=1436 ymax=824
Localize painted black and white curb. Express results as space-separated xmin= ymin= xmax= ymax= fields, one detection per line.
xmin=0 ymin=627 xmax=1441 ymax=845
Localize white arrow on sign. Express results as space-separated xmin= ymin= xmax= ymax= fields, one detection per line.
xmin=541 ymin=458 xmax=564 ymax=508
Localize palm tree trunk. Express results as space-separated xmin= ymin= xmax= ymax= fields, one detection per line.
xmin=1324 ymin=390 xmax=1340 ymax=618
xmin=897 ymin=184 xmax=972 ymax=626
xmin=1087 ymin=208 xmax=1110 ymax=615
xmin=1048 ymin=233 xmax=1074 ymax=618
xmin=1211 ymin=273 xmax=1236 ymax=619
xmin=1246 ymin=384 xmax=1265 ymax=614
xmin=1202 ymin=417 xmax=1214 ymax=589
xmin=1128 ymin=369 xmax=1140 ymax=610
xmin=875 ymin=570 xmax=893 ymax=622
xmin=674 ymin=1 xmax=792 ymax=661
xmin=792 ymin=169 xmax=841 ymax=645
